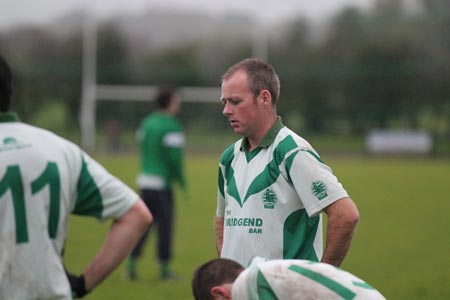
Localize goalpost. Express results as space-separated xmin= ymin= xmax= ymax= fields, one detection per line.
xmin=79 ymin=15 xmax=220 ymax=152
xmin=81 ymin=84 xmax=221 ymax=152
xmin=79 ymin=13 xmax=267 ymax=152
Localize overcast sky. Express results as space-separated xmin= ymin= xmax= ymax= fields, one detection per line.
xmin=1 ymin=0 xmax=376 ymax=28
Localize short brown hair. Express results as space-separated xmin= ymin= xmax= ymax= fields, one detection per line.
xmin=192 ymin=258 xmax=244 ymax=300
xmin=0 ymin=54 xmax=12 ymax=112
xmin=155 ymin=86 xmax=177 ymax=109
xmin=222 ymin=58 xmax=280 ymax=104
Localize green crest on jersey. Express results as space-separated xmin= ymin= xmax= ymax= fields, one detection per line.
xmin=263 ymin=188 xmax=277 ymax=209
xmin=312 ymin=181 xmax=328 ymax=200
xmin=0 ymin=137 xmax=31 ymax=152
xmin=3 ymin=137 xmax=17 ymax=145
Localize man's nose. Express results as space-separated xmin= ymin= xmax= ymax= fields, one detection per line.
xmin=223 ymin=102 xmax=232 ymax=116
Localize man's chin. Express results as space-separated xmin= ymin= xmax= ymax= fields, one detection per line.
xmin=233 ymin=128 xmax=244 ymax=135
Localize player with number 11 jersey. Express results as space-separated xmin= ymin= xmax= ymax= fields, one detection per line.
xmin=0 ymin=115 xmax=139 ymax=299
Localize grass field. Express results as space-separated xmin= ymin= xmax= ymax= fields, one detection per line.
xmin=65 ymin=153 xmax=450 ymax=300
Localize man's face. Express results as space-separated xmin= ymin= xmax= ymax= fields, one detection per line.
xmin=169 ymin=95 xmax=181 ymax=115
xmin=221 ymin=71 xmax=263 ymax=138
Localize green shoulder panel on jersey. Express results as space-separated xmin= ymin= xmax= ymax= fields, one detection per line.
xmin=256 ymin=270 xmax=278 ymax=300
xmin=284 ymin=148 xmax=324 ymax=185
xmin=220 ymin=143 xmax=243 ymax=205
xmin=283 ymin=209 xmax=320 ymax=261
xmin=218 ymin=167 xmax=225 ymax=198
xmin=300 ymin=148 xmax=324 ymax=163
xmin=220 ymin=143 xmax=236 ymax=167
xmin=353 ymin=281 xmax=377 ymax=290
xmin=73 ymin=155 xmax=103 ymax=217
xmin=225 ymin=166 xmax=243 ymax=207
xmin=284 ymin=152 xmax=297 ymax=185
xmin=288 ymin=265 xmax=357 ymax=300
xmin=273 ymin=135 xmax=298 ymax=165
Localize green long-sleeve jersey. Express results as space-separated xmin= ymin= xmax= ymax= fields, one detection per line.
xmin=136 ymin=112 xmax=186 ymax=190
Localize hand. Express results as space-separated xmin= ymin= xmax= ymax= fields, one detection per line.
xmin=65 ymin=268 xmax=89 ymax=298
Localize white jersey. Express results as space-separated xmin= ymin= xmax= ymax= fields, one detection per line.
xmin=232 ymin=258 xmax=387 ymax=300
xmin=0 ymin=115 xmax=138 ymax=300
xmin=217 ymin=119 xmax=348 ymax=266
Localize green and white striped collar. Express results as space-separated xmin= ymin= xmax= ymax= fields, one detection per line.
xmin=241 ymin=117 xmax=284 ymax=151
xmin=0 ymin=112 xmax=20 ymax=123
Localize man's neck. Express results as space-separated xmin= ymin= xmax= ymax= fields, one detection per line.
xmin=247 ymin=115 xmax=277 ymax=151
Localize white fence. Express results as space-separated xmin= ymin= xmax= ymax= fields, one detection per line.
xmin=366 ymin=130 xmax=433 ymax=155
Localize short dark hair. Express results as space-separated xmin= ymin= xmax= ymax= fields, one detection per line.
xmin=222 ymin=58 xmax=280 ymax=104
xmin=0 ymin=54 xmax=12 ymax=112
xmin=192 ymin=258 xmax=244 ymax=300
xmin=155 ymin=86 xmax=177 ymax=109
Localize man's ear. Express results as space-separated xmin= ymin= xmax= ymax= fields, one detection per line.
xmin=258 ymin=89 xmax=272 ymax=106
xmin=211 ymin=285 xmax=232 ymax=299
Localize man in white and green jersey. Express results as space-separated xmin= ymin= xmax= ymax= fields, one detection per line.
xmin=217 ymin=118 xmax=350 ymax=266
xmin=192 ymin=257 xmax=387 ymax=300
xmin=0 ymin=54 xmax=152 ymax=300
xmin=127 ymin=87 xmax=186 ymax=280
xmin=216 ymin=58 xmax=360 ymax=268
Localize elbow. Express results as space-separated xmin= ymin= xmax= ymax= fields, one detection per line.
xmin=136 ymin=208 xmax=152 ymax=237
xmin=142 ymin=207 xmax=153 ymax=226
xmin=348 ymin=206 xmax=360 ymax=229
xmin=351 ymin=212 xmax=360 ymax=229
xmin=343 ymin=198 xmax=360 ymax=229
xmin=325 ymin=197 xmax=360 ymax=229
xmin=133 ymin=199 xmax=153 ymax=229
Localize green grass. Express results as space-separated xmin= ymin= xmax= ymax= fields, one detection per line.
xmin=65 ymin=154 xmax=450 ymax=300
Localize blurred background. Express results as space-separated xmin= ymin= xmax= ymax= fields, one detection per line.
xmin=2 ymin=1 xmax=450 ymax=300
xmin=1 ymin=0 xmax=449 ymax=156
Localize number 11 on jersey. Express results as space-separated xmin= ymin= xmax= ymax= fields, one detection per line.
xmin=0 ymin=162 xmax=61 ymax=243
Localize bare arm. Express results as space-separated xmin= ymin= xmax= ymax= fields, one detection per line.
xmin=83 ymin=199 xmax=152 ymax=291
xmin=321 ymin=197 xmax=359 ymax=267
xmin=214 ymin=216 xmax=224 ymax=257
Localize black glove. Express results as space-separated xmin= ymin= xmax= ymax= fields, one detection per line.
xmin=65 ymin=269 xmax=89 ymax=298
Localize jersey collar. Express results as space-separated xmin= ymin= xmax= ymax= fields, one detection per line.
xmin=241 ymin=117 xmax=284 ymax=151
xmin=0 ymin=112 xmax=20 ymax=123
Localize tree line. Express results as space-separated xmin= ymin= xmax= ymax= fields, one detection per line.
xmin=0 ymin=0 xmax=449 ymax=148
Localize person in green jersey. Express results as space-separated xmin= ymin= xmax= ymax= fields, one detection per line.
xmin=127 ymin=87 xmax=187 ymax=280
xmin=215 ymin=58 xmax=360 ymax=268
xmin=192 ymin=257 xmax=387 ymax=300
xmin=0 ymin=53 xmax=152 ymax=300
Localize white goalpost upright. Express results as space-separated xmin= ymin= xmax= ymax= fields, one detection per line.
xmin=80 ymin=13 xmax=97 ymax=152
